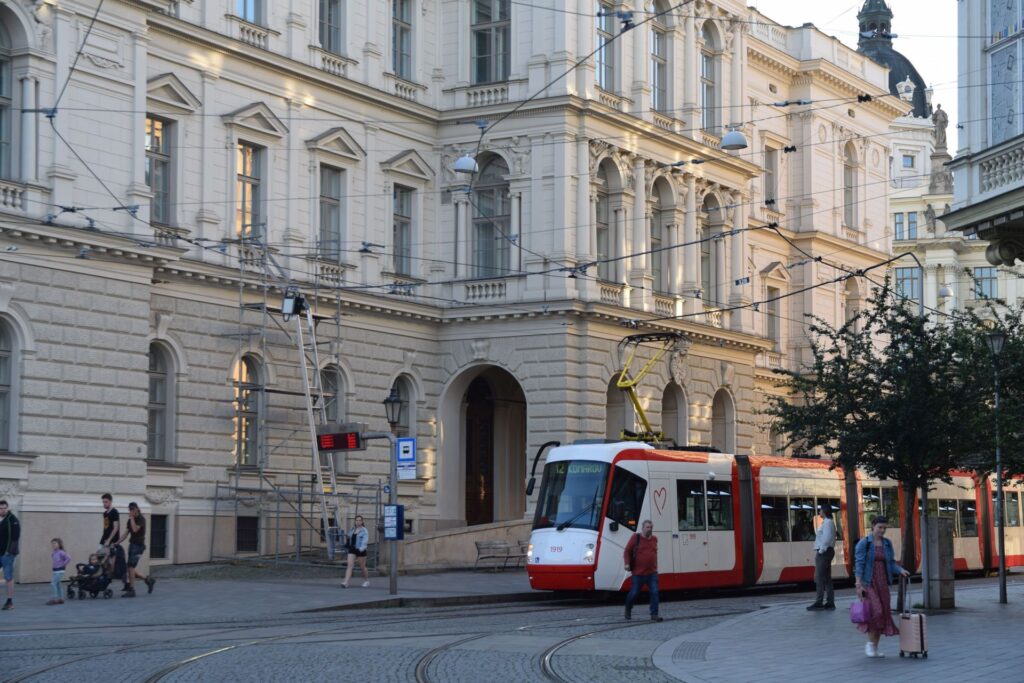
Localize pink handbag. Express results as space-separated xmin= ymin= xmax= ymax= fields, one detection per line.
xmin=850 ymin=599 xmax=870 ymax=624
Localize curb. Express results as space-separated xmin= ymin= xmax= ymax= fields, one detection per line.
xmin=297 ymin=590 xmax=595 ymax=612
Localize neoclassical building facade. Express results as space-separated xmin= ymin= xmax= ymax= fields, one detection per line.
xmin=0 ymin=0 xmax=903 ymax=580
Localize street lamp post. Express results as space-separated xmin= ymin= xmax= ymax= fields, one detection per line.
xmin=382 ymin=389 xmax=402 ymax=597
xmin=985 ymin=330 xmax=1008 ymax=605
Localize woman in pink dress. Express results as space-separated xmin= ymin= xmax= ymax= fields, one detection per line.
xmin=854 ymin=516 xmax=911 ymax=657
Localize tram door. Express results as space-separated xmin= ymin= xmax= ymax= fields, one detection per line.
xmin=673 ymin=478 xmax=709 ymax=574
xmin=648 ymin=477 xmax=678 ymax=575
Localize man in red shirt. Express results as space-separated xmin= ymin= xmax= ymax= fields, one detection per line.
xmin=623 ymin=520 xmax=663 ymax=621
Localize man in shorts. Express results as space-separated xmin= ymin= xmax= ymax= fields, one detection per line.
xmin=0 ymin=500 xmax=21 ymax=610
xmin=118 ymin=502 xmax=155 ymax=597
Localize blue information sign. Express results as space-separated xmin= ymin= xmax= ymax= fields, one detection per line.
xmin=383 ymin=504 xmax=404 ymax=540
xmin=396 ymin=437 xmax=417 ymax=481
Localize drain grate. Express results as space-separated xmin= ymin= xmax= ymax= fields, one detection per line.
xmin=673 ymin=641 xmax=710 ymax=662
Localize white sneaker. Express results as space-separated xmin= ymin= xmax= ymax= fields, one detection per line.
xmin=361 ymin=581 xmax=370 ymax=587
xmin=865 ymin=642 xmax=876 ymax=658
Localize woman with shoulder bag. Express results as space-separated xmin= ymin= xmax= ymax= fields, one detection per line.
xmin=853 ymin=515 xmax=911 ymax=658
xmin=341 ymin=515 xmax=370 ymax=588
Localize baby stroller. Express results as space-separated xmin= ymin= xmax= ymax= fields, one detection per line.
xmin=66 ymin=545 xmax=125 ymax=600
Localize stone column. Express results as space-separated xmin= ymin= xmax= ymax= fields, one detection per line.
xmin=576 ymin=136 xmax=591 ymax=259
xmin=683 ymin=176 xmax=699 ymax=313
xmin=19 ymin=76 xmax=37 ymax=183
xmin=923 ymin=263 xmax=938 ymax=315
xmin=127 ymin=30 xmax=150 ymax=225
xmin=196 ymin=72 xmax=221 ymax=250
xmin=683 ymin=15 xmax=697 ymax=140
xmin=454 ymin=193 xmax=470 ymax=277
xmin=616 ymin=206 xmax=628 ymax=283
xmin=510 ymin=190 xmax=522 ymax=272
xmin=729 ymin=21 xmax=744 ymax=128
xmin=631 ymin=158 xmax=648 ymax=273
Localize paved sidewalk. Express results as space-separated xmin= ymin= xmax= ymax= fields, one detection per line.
xmin=653 ymin=580 xmax=1024 ymax=682
xmin=0 ymin=566 xmax=534 ymax=630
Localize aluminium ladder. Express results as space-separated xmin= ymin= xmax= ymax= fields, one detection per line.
xmin=291 ymin=293 xmax=346 ymax=559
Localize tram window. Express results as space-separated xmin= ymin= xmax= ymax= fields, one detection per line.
xmin=532 ymin=460 xmax=610 ymax=531
xmin=958 ymin=500 xmax=978 ymax=537
xmin=790 ymin=497 xmax=815 ymax=542
xmin=882 ymin=488 xmax=902 ymax=528
xmin=761 ymin=496 xmax=789 ymax=542
xmin=929 ymin=499 xmax=958 ymax=535
xmin=1006 ymin=492 xmax=1021 ymax=527
xmin=607 ymin=466 xmax=646 ymax=532
xmin=706 ymin=481 xmax=733 ymax=530
xmin=817 ymin=497 xmax=843 ymax=541
xmin=862 ymin=487 xmax=881 ymax=532
xmin=677 ymin=480 xmax=706 ymax=531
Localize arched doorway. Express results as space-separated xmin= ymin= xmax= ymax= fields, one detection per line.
xmin=439 ymin=365 xmax=527 ymax=527
xmin=662 ymin=382 xmax=688 ymax=446
xmin=711 ymin=388 xmax=735 ymax=453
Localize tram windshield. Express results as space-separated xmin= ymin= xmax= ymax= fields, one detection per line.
xmin=532 ymin=460 xmax=609 ymax=531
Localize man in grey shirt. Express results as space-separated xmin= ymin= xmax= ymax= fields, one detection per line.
xmin=807 ymin=503 xmax=837 ymax=610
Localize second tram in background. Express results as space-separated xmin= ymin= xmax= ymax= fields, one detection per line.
xmin=526 ymin=442 xmax=1024 ymax=592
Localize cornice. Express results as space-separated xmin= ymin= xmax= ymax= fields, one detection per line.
xmin=796 ymin=61 xmax=909 ymax=120
xmin=0 ymin=219 xmax=186 ymax=264
xmin=746 ymin=45 xmax=799 ymax=79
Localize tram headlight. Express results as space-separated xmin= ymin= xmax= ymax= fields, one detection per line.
xmin=583 ymin=543 xmax=595 ymax=564
xmin=527 ymin=543 xmax=534 ymax=561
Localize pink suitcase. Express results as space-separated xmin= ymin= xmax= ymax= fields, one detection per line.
xmin=898 ymin=576 xmax=928 ymax=658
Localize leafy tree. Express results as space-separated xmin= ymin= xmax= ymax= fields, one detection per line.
xmin=765 ymin=280 xmax=986 ymax=570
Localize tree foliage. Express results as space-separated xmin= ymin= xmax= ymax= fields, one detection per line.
xmin=763 ymin=279 xmax=1024 ymax=569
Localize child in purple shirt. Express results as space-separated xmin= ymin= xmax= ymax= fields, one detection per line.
xmin=48 ymin=538 xmax=70 ymax=605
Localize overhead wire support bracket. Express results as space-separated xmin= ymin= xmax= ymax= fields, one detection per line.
xmin=615 ymin=332 xmax=686 ymax=444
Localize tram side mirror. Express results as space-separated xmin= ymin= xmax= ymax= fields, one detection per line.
xmin=609 ymin=521 xmax=619 ymax=532
xmin=526 ymin=477 xmax=536 ymax=496
xmin=609 ymin=500 xmax=625 ymax=520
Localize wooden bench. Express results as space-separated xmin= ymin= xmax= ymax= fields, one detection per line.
xmin=474 ymin=540 xmax=528 ymax=571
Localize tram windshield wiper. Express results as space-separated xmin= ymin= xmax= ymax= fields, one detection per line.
xmin=556 ymin=491 xmax=600 ymax=531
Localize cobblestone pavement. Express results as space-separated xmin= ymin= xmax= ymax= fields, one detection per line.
xmin=0 ymin=568 xmax=1019 ymax=682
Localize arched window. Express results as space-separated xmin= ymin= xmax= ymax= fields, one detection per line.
xmin=700 ymin=194 xmax=723 ymax=306
xmin=650 ymin=1 xmax=671 ymax=112
xmin=595 ymin=163 xmax=612 ymax=281
xmin=321 ymin=365 xmax=346 ymax=424
xmin=843 ymin=278 xmax=861 ymax=326
xmin=596 ymin=1 xmax=616 ymax=91
xmin=147 ymin=343 xmax=175 ymax=461
xmin=700 ymin=24 xmax=719 ymax=132
xmin=0 ymin=320 xmax=13 ymax=451
xmin=711 ymin=388 xmax=735 ymax=453
xmin=233 ymin=355 xmax=261 ymax=466
xmin=605 ymin=374 xmax=628 ymax=440
xmin=472 ymin=156 xmax=511 ymax=277
xmin=390 ymin=376 xmax=413 ymax=438
xmin=843 ymin=142 xmax=858 ymax=228
xmin=650 ymin=178 xmax=673 ymax=293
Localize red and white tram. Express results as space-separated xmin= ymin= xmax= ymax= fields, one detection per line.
xmin=526 ymin=442 xmax=1024 ymax=592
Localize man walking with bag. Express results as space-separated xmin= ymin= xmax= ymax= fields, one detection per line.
xmin=807 ymin=503 xmax=837 ymax=610
xmin=624 ymin=520 xmax=662 ymax=622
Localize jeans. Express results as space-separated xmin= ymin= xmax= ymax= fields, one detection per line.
xmin=51 ymin=570 xmax=65 ymax=599
xmin=1 ymin=553 xmax=14 ymax=582
xmin=814 ymin=547 xmax=835 ymax=605
xmin=625 ymin=573 xmax=660 ymax=616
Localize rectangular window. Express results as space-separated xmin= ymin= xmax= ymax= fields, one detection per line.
xmin=706 ymin=481 xmax=733 ymax=531
xmin=146 ymin=117 xmax=172 ymax=225
xmin=700 ymin=50 xmax=716 ymax=131
xmin=471 ymin=0 xmax=510 ymax=84
xmin=763 ymin=148 xmax=778 ymax=206
xmin=958 ymin=499 xmax=978 ymax=537
xmin=973 ymin=266 xmax=998 ymax=299
xmin=894 ymin=212 xmax=904 ymax=240
xmin=766 ymin=286 xmax=781 ymax=347
xmin=928 ymin=498 xmax=958 ymax=534
xmin=650 ymin=26 xmax=668 ymax=112
xmin=236 ymin=516 xmax=259 ymax=553
xmin=150 ymin=514 xmax=168 ymax=559
xmin=236 ymin=142 xmax=262 ymax=238
xmin=862 ymin=487 xmax=881 ymax=533
xmin=818 ymin=497 xmax=843 ymax=540
xmin=393 ymin=185 xmax=413 ymax=275
xmin=596 ymin=2 xmax=616 ymax=91
xmin=319 ymin=0 xmax=343 ymax=55
xmin=319 ymin=166 xmax=342 ymax=260
xmin=907 ymin=211 xmax=918 ymax=239
xmin=894 ymin=267 xmax=922 ymax=305
xmin=650 ymin=215 xmax=664 ymax=291
xmin=607 ymin=466 xmax=647 ymax=532
xmin=677 ymin=479 xmax=706 ymax=531
xmin=761 ymin=495 xmax=789 ymax=542
xmin=236 ymin=0 xmax=262 ymax=24
xmin=1006 ymin=492 xmax=1021 ymax=527
xmin=902 ymin=154 xmax=915 ymax=168
xmin=701 ymin=235 xmax=712 ymax=305
xmin=790 ymin=496 xmax=816 ymax=541
xmin=596 ymin=194 xmax=610 ymax=281
xmin=0 ymin=58 xmax=9 ymax=179
xmin=147 ymin=349 xmax=167 ymax=461
xmin=393 ymin=0 xmax=412 ymax=79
